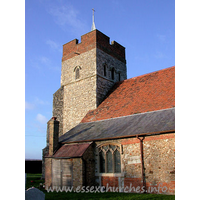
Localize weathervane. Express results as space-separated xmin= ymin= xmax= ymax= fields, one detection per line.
xmin=91 ymin=8 xmax=96 ymax=31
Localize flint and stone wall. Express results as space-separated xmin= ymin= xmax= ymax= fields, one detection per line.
xmin=58 ymin=31 xmax=127 ymax=134
xmin=94 ymin=133 xmax=175 ymax=194
xmin=53 ymin=86 xmax=64 ymax=137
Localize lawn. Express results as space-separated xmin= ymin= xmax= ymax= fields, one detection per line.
xmin=26 ymin=174 xmax=175 ymax=200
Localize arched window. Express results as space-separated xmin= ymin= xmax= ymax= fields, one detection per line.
xmin=111 ymin=68 xmax=115 ymax=80
xmin=75 ymin=68 xmax=80 ymax=79
xmin=74 ymin=66 xmax=81 ymax=80
xmin=98 ymin=144 xmax=121 ymax=173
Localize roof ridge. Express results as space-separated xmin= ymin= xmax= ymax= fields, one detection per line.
xmin=81 ymin=107 xmax=175 ymax=124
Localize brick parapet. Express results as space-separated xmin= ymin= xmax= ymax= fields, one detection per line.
xmin=62 ymin=29 xmax=125 ymax=63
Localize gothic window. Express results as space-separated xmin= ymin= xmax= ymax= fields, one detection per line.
xmin=111 ymin=68 xmax=115 ymax=80
xmin=98 ymin=144 xmax=121 ymax=173
xmin=75 ymin=68 xmax=80 ymax=79
xmin=74 ymin=66 xmax=81 ymax=80
xmin=103 ymin=64 xmax=107 ymax=77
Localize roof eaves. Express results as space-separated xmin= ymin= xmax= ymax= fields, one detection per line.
xmin=61 ymin=129 xmax=175 ymax=144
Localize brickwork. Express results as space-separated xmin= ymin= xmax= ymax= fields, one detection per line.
xmin=62 ymin=30 xmax=125 ymax=62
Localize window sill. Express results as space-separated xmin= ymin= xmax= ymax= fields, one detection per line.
xmin=96 ymin=173 xmax=124 ymax=177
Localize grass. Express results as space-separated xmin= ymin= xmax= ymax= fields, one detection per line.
xmin=26 ymin=174 xmax=175 ymax=200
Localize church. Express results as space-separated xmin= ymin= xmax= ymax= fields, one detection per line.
xmin=42 ymin=27 xmax=175 ymax=194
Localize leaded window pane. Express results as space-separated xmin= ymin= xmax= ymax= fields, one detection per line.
xmin=107 ymin=150 xmax=113 ymax=173
xmin=110 ymin=145 xmax=116 ymax=151
xmin=114 ymin=150 xmax=121 ymax=173
xmin=102 ymin=145 xmax=109 ymax=151
xmin=99 ymin=151 xmax=105 ymax=173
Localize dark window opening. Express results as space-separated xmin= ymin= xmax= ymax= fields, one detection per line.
xmin=104 ymin=65 xmax=107 ymax=77
xmin=75 ymin=68 xmax=80 ymax=80
xmin=111 ymin=68 xmax=115 ymax=80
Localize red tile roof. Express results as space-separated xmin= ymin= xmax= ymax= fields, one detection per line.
xmin=52 ymin=142 xmax=92 ymax=158
xmin=82 ymin=66 xmax=175 ymax=123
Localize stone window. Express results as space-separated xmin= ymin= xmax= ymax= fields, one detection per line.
xmin=98 ymin=144 xmax=121 ymax=173
xmin=75 ymin=68 xmax=80 ymax=79
xmin=111 ymin=67 xmax=115 ymax=80
xmin=118 ymin=73 xmax=121 ymax=81
xmin=74 ymin=66 xmax=81 ymax=80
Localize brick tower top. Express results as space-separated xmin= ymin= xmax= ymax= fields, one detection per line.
xmin=62 ymin=29 xmax=126 ymax=63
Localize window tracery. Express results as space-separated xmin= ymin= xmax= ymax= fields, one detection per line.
xmin=98 ymin=144 xmax=121 ymax=173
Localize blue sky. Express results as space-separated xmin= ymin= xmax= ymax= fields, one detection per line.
xmin=25 ymin=0 xmax=175 ymax=159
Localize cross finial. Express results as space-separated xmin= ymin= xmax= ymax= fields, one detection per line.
xmin=91 ymin=8 xmax=96 ymax=31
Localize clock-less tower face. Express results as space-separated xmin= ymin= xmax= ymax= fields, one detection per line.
xmin=54 ymin=29 xmax=127 ymax=135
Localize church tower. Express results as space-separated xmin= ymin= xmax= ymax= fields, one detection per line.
xmin=53 ymin=29 xmax=127 ymax=135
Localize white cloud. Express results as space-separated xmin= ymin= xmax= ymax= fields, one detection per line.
xmin=39 ymin=56 xmax=51 ymax=65
xmin=36 ymin=113 xmax=48 ymax=124
xmin=25 ymin=101 xmax=34 ymax=110
xmin=35 ymin=97 xmax=49 ymax=105
xmin=46 ymin=40 xmax=62 ymax=53
xmin=47 ymin=4 xmax=88 ymax=33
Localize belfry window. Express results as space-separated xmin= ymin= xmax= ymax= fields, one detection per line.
xmin=74 ymin=66 xmax=81 ymax=80
xmin=98 ymin=144 xmax=121 ymax=173
xmin=103 ymin=64 xmax=107 ymax=77
xmin=75 ymin=68 xmax=80 ymax=79
xmin=118 ymin=73 xmax=121 ymax=81
xmin=111 ymin=68 xmax=115 ymax=80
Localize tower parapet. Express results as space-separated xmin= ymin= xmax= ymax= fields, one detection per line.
xmin=62 ymin=29 xmax=126 ymax=63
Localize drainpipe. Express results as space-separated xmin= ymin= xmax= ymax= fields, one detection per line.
xmin=136 ymin=135 xmax=146 ymax=192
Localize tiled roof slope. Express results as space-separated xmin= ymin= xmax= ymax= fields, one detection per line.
xmin=52 ymin=142 xmax=92 ymax=158
xmin=82 ymin=66 xmax=175 ymax=123
xmin=60 ymin=108 xmax=175 ymax=143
